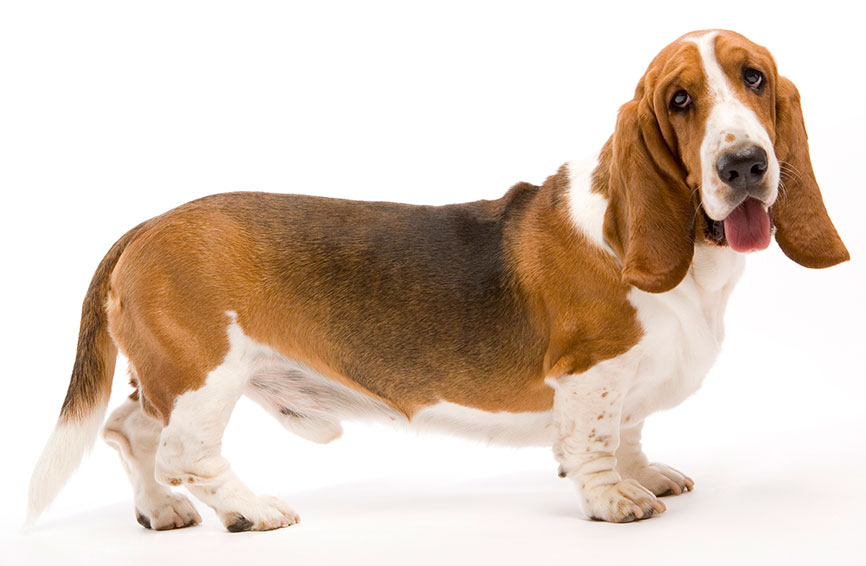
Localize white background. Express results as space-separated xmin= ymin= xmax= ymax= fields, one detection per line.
xmin=1 ymin=1 xmax=864 ymax=564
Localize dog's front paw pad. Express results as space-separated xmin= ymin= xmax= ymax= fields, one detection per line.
xmin=135 ymin=493 xmax=202 ymax=531
xmin=583 ymin=479 xmax=665 ymax=523
xmin=218 ymin=496 xmax=300 ymax=532
xmin=625 ymin=463 xmax=694 ymax=497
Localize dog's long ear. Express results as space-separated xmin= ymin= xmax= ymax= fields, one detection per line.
xmin=772 ymin=77 xmax=849 ymax=267
xmin=603 ymin=95 xmax=695 ymax=293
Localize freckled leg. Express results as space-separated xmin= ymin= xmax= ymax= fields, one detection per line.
xmin=551 ymin=373 xmax=665 ymax=523
xmin=103 ymin=398 xmax=202 ymax=530
xmin=616 ymin=422 xmax=694 ymax=497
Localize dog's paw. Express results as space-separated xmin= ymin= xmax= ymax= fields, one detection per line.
xmin=218 ymin=496 xmax=300 ymax=532
xmin=135 ymin=492 xmax=202 ymax=530
xmin=622 ymin=463 xmax=694 ymax=497
xmin=580 ymin=479 xmax=665 ymax=523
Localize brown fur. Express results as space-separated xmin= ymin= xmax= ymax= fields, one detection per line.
xmin=509 ymin=167 xmax=642 ymax=378
xmin=59 ymin=222 xmax=148 ymax=423
xmin=594 ymin=39 xmax=707 ymax=293
xmin=772 ymin=77 xmax=849 ymax=267
xmin=105 ymin=177 xmax=640 ymax=421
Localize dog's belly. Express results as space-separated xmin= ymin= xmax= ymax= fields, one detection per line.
xmin=410 ymin=402 xmax=554 ymax=446
xmin=246 ymin=351 xmax=555 ymax=446
xmin=245 ymin=352 xmax=406 ymax=444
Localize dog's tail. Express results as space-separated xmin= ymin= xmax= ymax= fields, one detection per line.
xmin=26 ymin=223 xmax=147 ymax=527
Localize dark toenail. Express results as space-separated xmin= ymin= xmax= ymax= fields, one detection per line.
xmin=136 ymin=511 xmax=152 ymax=530
xmin=227 ymin=515 xmax=254 ymax=532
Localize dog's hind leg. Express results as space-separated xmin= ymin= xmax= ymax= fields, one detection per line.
xmin=152 ymin=321 xmax=300 ymax=533
xmin=103 ymin=397 xmax=202 ymax=530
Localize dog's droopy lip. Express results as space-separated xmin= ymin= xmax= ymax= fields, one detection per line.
xmin=701 ymin=207 xmax=727 ymax=245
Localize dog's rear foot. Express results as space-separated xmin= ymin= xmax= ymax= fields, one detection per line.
xmin=216 ymin=496 xmax=300 ymax=532
xmin=135 ymin=492 xmax=201 ymax=530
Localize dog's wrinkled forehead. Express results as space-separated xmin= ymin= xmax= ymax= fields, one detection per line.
xmin=638 ymin=30 xmax=778 ymax=149
xmin=681 ymin=30 xmax=776 ymax=125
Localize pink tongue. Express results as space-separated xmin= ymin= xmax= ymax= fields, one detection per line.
xmin=723 ymin=198 xmax=771 ymax=252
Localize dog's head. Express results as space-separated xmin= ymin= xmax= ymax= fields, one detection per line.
xmin=600 ymin=29 xmax=849 ymax=293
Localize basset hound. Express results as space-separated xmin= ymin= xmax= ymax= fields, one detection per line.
xmin=28 ymin=29 xmax=848 ymax=529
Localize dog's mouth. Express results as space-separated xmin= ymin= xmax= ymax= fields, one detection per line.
xmin=702 ymin=208 xmax=727 ymax=246
xmin=700 ymin=197 xmax=774 ymax=252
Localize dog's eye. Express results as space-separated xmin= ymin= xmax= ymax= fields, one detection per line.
xmin=744 ymin=68 xmax=764 ymax=91
xmin=670 ymin=90 xmax=692 ymax=111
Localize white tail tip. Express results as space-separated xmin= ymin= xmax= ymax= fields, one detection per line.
xmin=27 ymin=407 xmax=106 ymax=527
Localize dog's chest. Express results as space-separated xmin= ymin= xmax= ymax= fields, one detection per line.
xmin=621 ymin=246 xmax=744 ymax=419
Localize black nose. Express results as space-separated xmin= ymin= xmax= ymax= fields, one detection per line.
xmin=715 ymin=145 xmax=768 ymax=190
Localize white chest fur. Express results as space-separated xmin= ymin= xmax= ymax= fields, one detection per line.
xmin=562 ymin=156 xmax=745 ymax=424
xmin=619 ymin=245 xmax=744 ymax=423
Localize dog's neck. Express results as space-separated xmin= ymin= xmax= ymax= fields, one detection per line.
xmin=545 ymin=150 xmax=746 ymax=296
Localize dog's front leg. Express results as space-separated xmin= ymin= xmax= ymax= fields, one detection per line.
xmin=551 ymin=373 xmax=665 ymax=522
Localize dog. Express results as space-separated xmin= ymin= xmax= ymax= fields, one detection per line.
xmin=28 ymin=29 xmax=848 ymax=530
